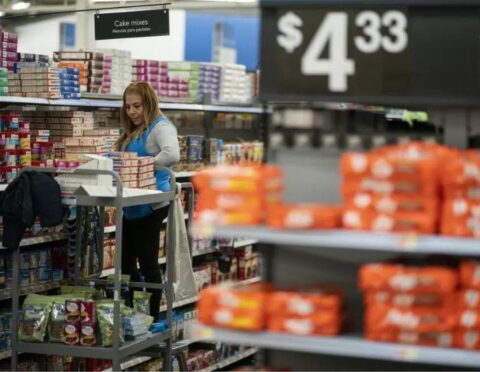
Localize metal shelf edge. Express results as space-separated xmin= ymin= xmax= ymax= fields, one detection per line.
xmin=200 ymin=348 xmax=258 ymax=372
xmin=0 ymin=233 xmax=67 ymax=250
xmin=195 ymin=327 xmax=480 ymax=368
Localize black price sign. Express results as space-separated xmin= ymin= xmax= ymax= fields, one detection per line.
xmin=261 ymin=4 xmax=480 ymax=106
xmin=95 ymin=8 xmax=169 ymax=40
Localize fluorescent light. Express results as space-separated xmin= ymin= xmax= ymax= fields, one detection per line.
xmin=0 ymin=11 xmax=5 ymax=17
xmin=11 ymin=1 xmax=31 ymax=10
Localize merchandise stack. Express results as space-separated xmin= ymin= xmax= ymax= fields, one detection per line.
xmin=457 ymin=260 xmax=480 ymax=349
xmin=17 ymin=53 xmax=49 ymax=64
xmin=219 ymin=63 xmax=249 ymax=104
xmin=197 ymin=281 xmax=344 ymax=336
xmin=54 ymin=51 xmax=104 ymax=94
xmin=95 ymin=49 xmax=132 ymax=95
xmin=0 ymin=68 xmax=7 ymax=97
xmin=104 ymin=152 xmax=156 ymax=189
xmin=360 ymin=263 xmax=458 ymax=347
xmin=0 ymin=29 xmax=18 ymax=72
xmin=198 ymin=63 xmax=222 ymax=102
xmin=341 ymin=143 xmax=452 ymax=234
xmin=9 ymin=64 xmax=80 ymax=99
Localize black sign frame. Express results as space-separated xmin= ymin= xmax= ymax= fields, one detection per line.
xmin=95 ymin=8 xmax=169 ymax=40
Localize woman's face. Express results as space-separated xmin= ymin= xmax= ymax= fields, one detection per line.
xmin=125 ymin=93 xmax=144 ymax=126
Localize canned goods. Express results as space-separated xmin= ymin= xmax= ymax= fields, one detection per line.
xmin=29 ymin=251 xmax=39 ymax=269
xmin=20 ymin=252 xmax=29 ymax=270
xmin=20 ymin=269 xmax=29 ymax=287
xmin=65 ymin=300 xmax=81 ymax=322
xmin=38 ymin=249 xmax=51 ymax=267
xmin=29 ymin=269 xmax=39 ymax=285
xmin=64 ymin=322 xmax=80 ymax=345
xmin=80 ymin=300 xmax=96 ymax=324
xmin=80 ymin=322 xmax=96 ymax=346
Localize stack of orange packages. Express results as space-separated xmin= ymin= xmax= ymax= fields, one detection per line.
xmin=197 ymin=282 xmax=271 ymax=331
xmin=266 ymin=286 xmax=344 ymax=336
xmin=198 ymin=283 xmax=344 ymax=336
xmin=441 ymin=151 xmax=480 ymax=237
xmin=193 ymin=165 xmax=283 ymax=226
xmin=341 ymin=142 xmax=453 ymax=234
xmin=359 ymin=263 xmax=459 ymax=347
xmin=455 ymin=260 xmax=480 ymax=349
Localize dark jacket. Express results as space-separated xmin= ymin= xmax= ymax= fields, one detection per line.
xmin=0 ymin=170 xmax=64 ymax=250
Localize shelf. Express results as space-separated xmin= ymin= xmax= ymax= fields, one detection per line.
xmin=233 ymin=239 xmax=258 ymax=249
xmin=194 ymin=326 xmax=480 ymax=369
xmin=238 ymin=276 xmax=261 ymax=285
xmin=0 ymin=280 xmax=63 ymax=301
xmin=196 ymin=225 xmax=480 ymax=257
xmin=0 ymin=93 xmax=267 ymax=114
xmin=0 ymin=350 xmax=11 ymax=361
xmin=160 ymin=296 xmax=199 ymax=312
xmin=193 ymin=246 xmax=219 ymax=257
xmin=0 ymin=232 xmax=67 ymax=250
xmin=100 ymin=257 xmax=166 ymax=277
xmin=193 ymin=239 xmax=258 ymax=257
xmin=16 ymin=331 xmax=169 ymax=360
xmin=102 ymin=356 xmax=151 ymax=372
xmin=200 ymin=348 xmax=258 ymax=372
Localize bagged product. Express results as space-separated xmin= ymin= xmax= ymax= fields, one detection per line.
xmin=133 ymin=291 xmax=151 ymax=315
xmin=96 ymin=302 xmax=125 ymax=347
xmin=49 ymin=296 xmax=70 ymax=343
xmin=19 ymin=294 xmax=53 ymax=342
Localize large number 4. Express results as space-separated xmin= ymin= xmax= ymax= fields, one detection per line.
xmin=301 ymin=12 xmax=355 ymax=93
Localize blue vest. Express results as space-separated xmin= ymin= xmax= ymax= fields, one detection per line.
xmin=124 ymin=116 xmax=172 ymax=220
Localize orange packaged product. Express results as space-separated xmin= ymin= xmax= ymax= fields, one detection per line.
xmin=366 ymin=330 xmax=454 ymax=348
xmin=341 ymin=177 xmax=439 ymax=198
xmin=196 ymin=208 xmax=263 ymax=226
xmin=443 ymin=185 xmax=480 ymax=200
xmin=268 ymin=313 xmax=342 ymax=336
xmin=442 ymin=158 xmax=480 ymax=188
xmin=193 ymin=165 xmax=283 ymax=194
xmin=196 ymin=192 xmax=279 ymax=212
xmin=440 ymin=219 xmax=480 ymax=237
xmin=345 ymin=193 xmax=439 ymax=215
xmin=343 ymin=210 xmax=437 ymax=234
xmin=266 ymin=204 xmax=341 ymax=230
xmin=266 ymin=286 xmax=343 ymax=316
xmin=456 ymin=309 xmax=480 ymax=330
xmin=365 ymin=304 xmax=457 ymax=333
xmin=458 ymin=289 xmax=480 ymax=309
xmin=460 ymin=261 xmax=480 ymax=289
xmin=358 ymin=264 xmax=458 ymax=294
xmin=442 ymin=199 xmax=480 ymax=222
xmin=364 ymin=291 xmax=454 ymax=309
xmin=198 ymin=306 xmax=265 ymax=331
xmin=454 ymin=330 xmax=480 ymax=349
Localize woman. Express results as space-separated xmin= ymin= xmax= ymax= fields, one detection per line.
xmin=115 ymin=82 xmax=180 ymax=319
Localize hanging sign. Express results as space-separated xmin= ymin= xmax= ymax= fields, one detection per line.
xmin=260 ymin=1 xmax=480 ymax=106
xmin=94 ymin=8 xmax=169 ymax=40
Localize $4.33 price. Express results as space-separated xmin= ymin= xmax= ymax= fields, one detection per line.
xmin=277 ymin=11 xmax=408 ymax=92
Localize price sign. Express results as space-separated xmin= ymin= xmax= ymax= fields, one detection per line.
xmin=260 ymin=3 xmax=480 ymax=105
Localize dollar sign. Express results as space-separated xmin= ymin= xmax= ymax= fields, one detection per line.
xmin=277 ymin=12 xmax=304 ymax=53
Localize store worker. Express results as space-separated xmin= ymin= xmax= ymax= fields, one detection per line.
xmin=115 ymin=82 xmax=180 ymax=319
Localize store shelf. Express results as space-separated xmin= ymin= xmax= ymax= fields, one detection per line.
xmin=203 ymin=104 xmax=264 ymax=114
xmin=160 ymin=296 xmax=199 ymax=312
xmin=200 ymin=348 xmax=259 ymax=372
xmin=238 ymin=276 xmax=261 ymax=285
xmin=103 ymin=356 xmax=152 ymax=372
xmin=0 ymin=96 xmax=49 ymax=105
xmin=193 ymin=239 xmax=258 ymax=257
xmin=233 ymin=239 xmax=258 ymax=249
xmin=193 ymin=246 xmax=219 ymax=257
xmin=197 ymin=225 xmax=480 ymax=257
xmin=100 ymin=257 xmax=166 ymax=277
xmin=0 ymin=232 xmax=67 ymax=250
xmin=194 ymin=326 xmax=480 ymax=369
xmin=0 ymin=350 xmax=11 ymax=361
xmin=16 ymin=331 xmax=169 ymax=360
xmin=0 ymin=280 xmax=63 ymax=301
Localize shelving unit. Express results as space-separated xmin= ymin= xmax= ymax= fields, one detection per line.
xmin=0 ymin=232 xmax=67 ymax=250
xmin=194 ymin=327 xmax=480 ymax=369
xmin=0 ymin=351 xmax=11 ymax=361
xmin=160 ymin=296 xmax=199 ymax=312
xmin=0 ymin=280 xmax=63 ymax=301
xmin=199 ymin=348 xmax=259 ymax=372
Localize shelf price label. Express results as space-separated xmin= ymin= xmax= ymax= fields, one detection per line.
xmin=276 ymin=10 xmax=408 ymax=93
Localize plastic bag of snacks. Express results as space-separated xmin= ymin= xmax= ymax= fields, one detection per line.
xmin=19 ymin=294 xmax=53 ymax=342
xmin=96 ymin=302 xmax=125 ymax=347
xmin=133 ymin=291 xmax=151 ymax=315
xmin=49 ymin=295 xmax=72 ymax=343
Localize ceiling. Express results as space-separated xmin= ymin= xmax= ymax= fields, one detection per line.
xmin=0 ymin=0 xmax=259 ymax=18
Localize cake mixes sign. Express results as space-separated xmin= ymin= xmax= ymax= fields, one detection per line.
xmin=95 ymin=9 xmax=169 ymax=40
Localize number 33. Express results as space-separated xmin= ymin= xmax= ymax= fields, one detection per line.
xmin=355 ymin=10 xmax=408 ymax=54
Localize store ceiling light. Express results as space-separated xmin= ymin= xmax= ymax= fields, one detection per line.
xmin=11 ymin=1 xmax=31 ymax=10
xmin=0 ymin=11 xmax=5 ymax=17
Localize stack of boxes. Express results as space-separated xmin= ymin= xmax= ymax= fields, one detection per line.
xmin=104 ymin=152 xmax=156 ymax=189
xmin=54 ymin=51 xmax=104 ymax=94
xmin=0 ymin=29 xmax=18 ymax=72
xmin=17 ymin=53 xmax=49 ymax=64
xmin=198 ymin=63 xmax=221 ymax=102
xmin=0 ymin=113 xmax=31 ymax=183
xmin=360 ymin=263 xmax=458 ymax=347
xmin=9 ymin=64 xmax=80 ymax=99
xmin=341 ymin=142 xmax=449 ymax=234
xmin=457 ymin=261 xmax=480 ymax=349
xmin=96 ymin=48 xmax=132 ymax=95
xmin=131 ymin=59 xmax=163 ymax=95
xmin=63 ymin=137 xmax=108 ymax=161
xmin=441 ymin=152 xmax=480 ymax=237
xmin=219 ymin=63 xmax=249 ymax=104
xmin=0 ymin=68 xmax=8 ymax=96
